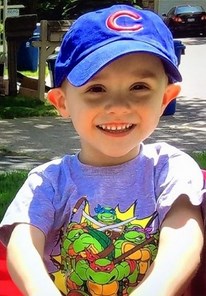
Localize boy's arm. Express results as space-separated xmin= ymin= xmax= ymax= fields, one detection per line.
xmin=7 ymin=224 xmax=62 ymax=296
xmin=132 ymin=194 xmax=204 ymax=296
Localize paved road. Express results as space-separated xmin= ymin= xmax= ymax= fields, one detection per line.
xmin=178 ymin=37 xmax=206 ymax=100
xmin=0 ymin=37 xmax=206 ymax=171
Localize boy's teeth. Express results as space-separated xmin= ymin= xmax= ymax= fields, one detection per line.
xmin=99 ymin=124 xmax=132 ymax=131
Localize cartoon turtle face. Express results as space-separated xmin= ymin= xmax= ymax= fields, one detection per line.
xmin=67 ymin=228 xmax=84 ymax=241
xmin=95 ymin=205 xmax=117 ymax=225
xmin=124 ymin=230 xmax=146 ymax=244
xmin=86 ymin=258 xmax=119 ymax=284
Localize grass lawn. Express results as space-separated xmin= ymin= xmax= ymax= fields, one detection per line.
xmin=0 ymin=170 xmax=28 ymax=221
xmin=0 ymin=68 xmax=58 ymax=119
xmin=0 ymin=95 xmax=58 ymax=119
xmin=191 ymin=151 xmax=206 ymax=171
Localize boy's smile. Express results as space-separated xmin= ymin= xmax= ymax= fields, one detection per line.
xmin=97 ymin=123 xmax=135 ymax=136
xmin=49 ymin=53 xmax=180 ymax=166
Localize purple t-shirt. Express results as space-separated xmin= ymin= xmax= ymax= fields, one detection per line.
xmin=0 ymin=142 xmax=204 ymax=295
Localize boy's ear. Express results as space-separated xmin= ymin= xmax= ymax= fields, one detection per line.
xmin=47 ymin=88 xmax=70 ymax=118
xmin=161 ymin=84 xmax=181 ymax=114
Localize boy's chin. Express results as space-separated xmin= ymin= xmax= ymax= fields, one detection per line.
xmin=79 ymin=147 xmax=140 ymax=166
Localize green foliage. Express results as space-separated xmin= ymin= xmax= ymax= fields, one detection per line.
xmin=0 ymin=170 xmax=29 ymax=221
xmin=20 ymin=68 xmax=49 ymax=78
xmin=8 ymin=0 xmax=135 ymax=20
xmin=0 ymin=96 xmax=58 ymax=119
xmin=0 ymin=23 xmax=3 ymax=33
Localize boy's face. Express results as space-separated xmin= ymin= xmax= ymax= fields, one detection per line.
xmin=48 ymin=53 xmax=180 ymax=166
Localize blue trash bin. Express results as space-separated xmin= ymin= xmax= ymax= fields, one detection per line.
xmin=17 ymin=24 xmax=40 ymax=72
xmin=174 ymin=40 xmax=185 ymax=65
xmin=163 ymin=40 xmax=185 ymax=116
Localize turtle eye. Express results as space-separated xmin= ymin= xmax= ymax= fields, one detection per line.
xmin=137 ymin=235 xmax=144 ymax=241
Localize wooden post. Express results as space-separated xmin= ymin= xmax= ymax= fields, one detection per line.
xmin=37 ymin=20 xmax=57 ymax=101
xmin=32 ymin=19 xmax=74 ymax=101
xmin=5 ymin=14 xmax=37 ymax=96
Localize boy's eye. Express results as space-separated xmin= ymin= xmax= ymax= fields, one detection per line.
xmin=87 ymin=85 xmax=105 ymax=93
xmin=131 ymin=83 xmax=149 ymax=91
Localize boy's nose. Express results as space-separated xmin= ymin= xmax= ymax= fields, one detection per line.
xmin=104 ymin=96 xmax=131 ymax=114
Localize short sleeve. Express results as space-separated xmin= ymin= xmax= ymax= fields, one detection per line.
xmin=154 ymin=150 xmax=204 ymax=225
xmin=0 ymin=171 xmax=55 ymax=245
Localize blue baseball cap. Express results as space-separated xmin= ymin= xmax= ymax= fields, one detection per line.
xmin=54 ymin=4 xmax=182 ymax=87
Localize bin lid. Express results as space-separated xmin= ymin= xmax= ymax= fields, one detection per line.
xmin=34 ymin=23 xmax=40 ymax=35
xmin=174 ymin=39 xmax=185 ymax=46
xmin=47 ymin=53 xmax=58 ymax=61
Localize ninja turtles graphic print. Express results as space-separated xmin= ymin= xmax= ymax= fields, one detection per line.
xmin=51 ymin=196 xmax=159 ymax=296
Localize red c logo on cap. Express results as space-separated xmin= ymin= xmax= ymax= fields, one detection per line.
xmin=106 ymin=10 xmax=142 ymax=32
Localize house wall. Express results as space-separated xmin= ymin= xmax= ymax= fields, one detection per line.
xmin=141 ymin=0 xmax=155 ymax=10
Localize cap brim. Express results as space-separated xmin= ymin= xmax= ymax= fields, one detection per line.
xmin=67 ymin=40 xmax=182 ymax=86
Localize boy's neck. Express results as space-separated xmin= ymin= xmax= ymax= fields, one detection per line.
xmin=78 ymin=146 xmax=141 ymax=167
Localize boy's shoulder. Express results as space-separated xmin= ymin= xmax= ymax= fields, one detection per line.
xmin=29 ymin=154 xmax=76 ymax=177
xmin=143 ymin=142 xmax=201 ymax=177
xmin=142 ymin=142 xmax=185 ymax=158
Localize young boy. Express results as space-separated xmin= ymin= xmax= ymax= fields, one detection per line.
xmin=0 ymin=5 xmax=205 ymax=296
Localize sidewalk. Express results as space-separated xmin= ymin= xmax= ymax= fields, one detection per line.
xmin=0 ymin=94 xmax=206 ymax=171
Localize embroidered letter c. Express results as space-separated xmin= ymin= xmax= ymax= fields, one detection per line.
xmin=106 ymin=10 xmax=142 ymax=32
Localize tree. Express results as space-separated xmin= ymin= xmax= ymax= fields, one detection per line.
xmin=8 ymin=0 xmax=137 ymax=20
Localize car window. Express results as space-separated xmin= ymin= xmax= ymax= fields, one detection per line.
xmin=167 ymin=7 xmax=175 ymax=16
xmin=176 ymin=6 xmax=204 ymax=14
